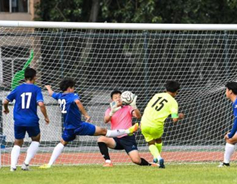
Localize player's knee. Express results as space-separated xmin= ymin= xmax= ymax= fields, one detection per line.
xmin=14 ymin=139 xmax=24 ymax=147
xmin=99 ymin=128 xmax=107 ymax=135
xmin=227 ymin=139 xmax=237 ymax=145
xmin=129 ymin=152 xmax=141 ymax=165
xmin=155 ymin=138 xmax=162 ymax=144
xmin=60 ymin=139 xmax=68 ymax=146
xmin=148 ymin=140 xmax=156 ymax=145
xmin=97 ymin=136 xmax=106 ymax=142
xmin=31 ymin=134 xmax=40 ymax=142
xmin=94 ymin=126 xmax=107 ymax=136
xmin=132 ymin=157 xmax=141 ymax=165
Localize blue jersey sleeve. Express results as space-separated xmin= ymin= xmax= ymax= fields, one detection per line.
xmin=73 ymin=93 xmax=80 ymax=101
xmin=228 ymin=118 xmax=237 ymax=138
xmin=6 ymin=88 xmax=17 ymax=102
xmin=229 ymin=101 xmax=237 ymax=138
xmin=52 ymin=92 xmax=60 ymax=100
xmin=234 ymin=108 xmax=237 ymax=117
xmin=36 ymin=88 xmax=44 ymax=103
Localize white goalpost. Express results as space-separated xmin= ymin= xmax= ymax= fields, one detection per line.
xmin=1 ymin=21 xmax=237 ymax=166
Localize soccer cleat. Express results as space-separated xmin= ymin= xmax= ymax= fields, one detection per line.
xmin=153 ymin=158 xmax=158 ymax=163
xmin=10 ymin=167 xmax=16 ymax=172
xmin=21 ymin=163 xmax=30 ymax=171
xmin=103 ymin=162 xmax=113 ymax=167
xmin=218 ymin=162 xmax=230 ymax=167
xmin=39 ymin=164 xmax=51 ymax=169
xmin=158 ymin=158 xmax=165 ymax=169
xmin=128 ymin=123 xmax=139 ymax=135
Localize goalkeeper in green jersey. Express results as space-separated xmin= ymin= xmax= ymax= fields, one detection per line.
xmin=141 ymin=81 xmax=184 ymax=168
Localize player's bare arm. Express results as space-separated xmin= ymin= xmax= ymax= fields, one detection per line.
xmin=75 ymin=99 xmax=91 ymax=122
xmin=3 ymin=99 xmax=10 ymax=114
xmin=45 ymin=85 xmax=54 ymax=96
xmin=38 ymin=101 xmax=49 ymax=124
xmin=132 ymin=109 xmax=141 ymax=119
xmin=172 ymin=113 xmax=185 ymax=123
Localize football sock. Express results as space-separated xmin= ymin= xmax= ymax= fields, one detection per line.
xmin=139 ymin=158 xmax=151 ymax=166
xmin=11 ymin=145 xmax=20 ymax=169
xmin=224 ymin=143 xmax=235 ymax=164
xmin=24 ymin=141 xmax=40 ymax=165
xmin=105 ymin=160 xmax=112 ymax=163
xmin=106 ymin=129 xmax=127 ymax=137
xmin=155 ymin=143 xmax=162 ymax=154
xmin=149 ymin=144 xmax=163 ymax=161
xmin=149 ymin=144 xmax=160 ymax=159
xmin=98 ymin=142 xmax=110 ymax=160
xmin=48 ymin=143 xmax=64 ymax=166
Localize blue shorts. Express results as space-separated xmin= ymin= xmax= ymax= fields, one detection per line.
xmin=113 ymin=135 xmax=138 ymax=154
xmin=62 ymin=122 xmax=96 ymax=142
xmin=14 ymin=124 xmax=40 ymax=139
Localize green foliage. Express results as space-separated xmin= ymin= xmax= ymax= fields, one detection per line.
xmin=35 ymin=0 xmax=88 ymax=22
xmin=35 ymin=0 xmax=237 ymax=23
xmin=100 ymin=0 xmax=237 ymax=23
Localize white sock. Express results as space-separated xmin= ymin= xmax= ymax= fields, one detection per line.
xmin=224 ymin=143 xmax=235 ymax=163
xmin=105 ymin=129 xmax=127 ymax=137
xmin=48 ymin=143 xmax=64 ymax=166
xmin=11 ymin=145 xmax=21 ymax=169
xmin=105 ymin=160 xmax=111 ymax=163
xmin=158 ymin=156 xmax=162 ymax=161
xmin=24 ymin=141 xmax=40 ymax=165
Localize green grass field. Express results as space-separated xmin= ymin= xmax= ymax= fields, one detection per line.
xmin=0 ymin=163 xmax=236 ymax=184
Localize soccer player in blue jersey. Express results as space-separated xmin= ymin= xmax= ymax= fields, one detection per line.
xmin=40 ymin=78 xmax=138 ymax=168
xmin=219 ymin=82 xmax=237 ymax=167
xmin=3 ymin=68 xmax=49 ymax=171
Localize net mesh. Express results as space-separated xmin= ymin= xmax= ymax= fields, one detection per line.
xmin=0 ymin=25 xmax=237 ymax=166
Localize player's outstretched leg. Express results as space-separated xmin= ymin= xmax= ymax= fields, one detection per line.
xmin=95 ymin=123 xmax=139 ymax=137
xmin=128 ymin=123 xmax=139 ymax=135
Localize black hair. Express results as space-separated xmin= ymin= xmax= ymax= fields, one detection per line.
xmin=165 ymin=81 xmax=180 ymax=93
xmin=225 ymin=82 xmax=237 ymax=95
xmin=59 ymin=78 xmax=76 ymax=92
xmin=24 ymin=67 xmax=36 ymax=81
xmin=110 ymin=89 xmax=122 ymax=99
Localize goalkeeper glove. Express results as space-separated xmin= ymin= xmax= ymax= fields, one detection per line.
xmin=130 ymin=95 xmax=137 ymax=109
xmin=109 ymin=101 xmax=121 ymax=116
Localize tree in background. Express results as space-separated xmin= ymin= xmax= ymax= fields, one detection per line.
xmin=35 ymin=0 xmax=99 ymax=22
xmin=35 ymin=0 xmax=237 ymax=23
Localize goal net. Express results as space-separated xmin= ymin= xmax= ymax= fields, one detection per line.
xmin=0 ymin=22 xmax=237 ymax=166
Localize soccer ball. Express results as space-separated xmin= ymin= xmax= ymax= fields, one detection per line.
xmin=121 ymin=91 xmax=135 ymax=105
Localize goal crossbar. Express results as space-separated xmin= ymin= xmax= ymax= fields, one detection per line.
xmin=1 ymin=21 xmax=237 ymax=30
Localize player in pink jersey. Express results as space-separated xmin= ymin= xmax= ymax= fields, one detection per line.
xmin=97 ymin=90 xmax=154 ymax=167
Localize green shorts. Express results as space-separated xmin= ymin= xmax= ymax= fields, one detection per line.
xmin=141 ymin=123 xmax=164 ymax=142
